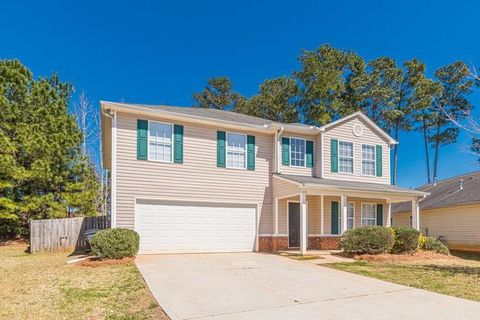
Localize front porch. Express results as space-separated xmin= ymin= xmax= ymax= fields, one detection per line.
xmin=262 ymin=174 xmax=428 ymax=254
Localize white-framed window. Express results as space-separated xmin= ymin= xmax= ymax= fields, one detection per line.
xmin=362 ymin=144 xmax=376 ymax=176
xmin=290 ymin=138 xmax=306 ymax=167
xmin=148 ymin=121 xmax=173 ymax=162
xmin=361 ymin=203 xmax=376 ymax=226
xmin=338 ymin=141 xmax=354 ymax=173
xmin=226 ymin=132 xmax=246 ymax=169
xmin=347 ymin=203 xmax=355 ymax=230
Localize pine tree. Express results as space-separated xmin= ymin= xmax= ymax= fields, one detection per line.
xmin=192 ymin=77 xmax=243 ymax=110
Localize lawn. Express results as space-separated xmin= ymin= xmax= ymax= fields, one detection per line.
xmin=324 ymin=251 xmax=480 ymax=302
xmin=0 ymin=242 xmax=169 ymax=320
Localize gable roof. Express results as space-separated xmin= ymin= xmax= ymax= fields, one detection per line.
xmin=319 ymin=111 xmax=397 ymax=145
xmin=100 ymin=101 xmax=317 ymax=134
xmin=392 ymin=171 xmax=480 ymax=213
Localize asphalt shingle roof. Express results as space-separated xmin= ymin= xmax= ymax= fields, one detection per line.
xmin=275 ymin=174 xmax=427 ymax=195
xmin=392 ymin=171 xmax=480 ymax=213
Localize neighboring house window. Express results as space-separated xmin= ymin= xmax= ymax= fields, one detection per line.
xmin=226 ymin=133 xmax=246 ymax=169
xmin=290 ymin=138 xmax=306 ymax=167
xmin=338 ymin=141 xmax=353 ymax=173
xmin=361 ymin=203 xmax=376 ymax=225
xmin=362 ymin=144 xmax=376 ymax=176
xmin=347 ymin=203 xmax=354 ymax=230
xmin=149 ymin=121 xmax=173 ymax=162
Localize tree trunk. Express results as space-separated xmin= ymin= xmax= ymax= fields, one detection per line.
xmin=392 ymin=124 xmax=400 ymax=185
xmin=422 ymin=116 xmax=431 ymax=184
xmin=433 ymin=124 xmax=441 ymax=183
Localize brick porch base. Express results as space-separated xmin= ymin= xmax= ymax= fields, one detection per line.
xmin=258 ymin=235 xmax=340 ymax=252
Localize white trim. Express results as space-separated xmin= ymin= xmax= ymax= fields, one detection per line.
xmin=318 ymin=111 xmax=397 ymax=145
xmin=337 ymin=139 xmax=355 ymax=175
xmin=288 ymin=136 xmax=307 ymax=168
xmin=361 ymin=202 xmax=377 ymax=226
xmin=300 ymin=190 xmax=307 ymax=255
xmin=147 ymin=120 xmax=174 ymax=163
xmin=319 ymin=132 xmax=324 ymax=178
xmin=274 ymin=198 xmax=279 ymax=236
xmin=387 ymin=203 xmax=392 ymax=227
xmin=225 ymin=131 xmax=247 ymax=170
xmin=361 ymin=143 xmax=376 ymax=177
xmin=111 ymin=111 xmax=117 ymax=228
xmin=320 ymin=194 xmax=324 ymax=235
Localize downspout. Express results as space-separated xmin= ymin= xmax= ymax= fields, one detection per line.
xmin=102 ymin=107 xmax=116 ymax=228
xmin=275 ymin=126 xmax=284 ymax=174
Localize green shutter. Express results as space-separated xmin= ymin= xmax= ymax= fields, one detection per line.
xmin=306 ymin=141 xmax=314 ymax=167
xmin=331 ymin=139 xmax=338 ymax=173
xmin=217 ymin=131 xmax=226 ymax=167
xmin=173 ymin=124 xmax=184 ymax=163
xmin=376 ymin=145 xmax=382 ymax=177
xmin=247 ymin=135 xmax=255 ymax=170
xmin=137 ymin=119 xmax=148 ymax=160
xmin=282 ymin=137 xmax=290 ymax=165
xmin=377 ymin=204 xmax=383 ymax=226
xmin=331 ymin=201 xmax=339 ymax=234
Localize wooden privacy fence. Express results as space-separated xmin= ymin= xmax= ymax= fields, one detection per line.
xmin=30 ymin=216 xmax=110 ymax=253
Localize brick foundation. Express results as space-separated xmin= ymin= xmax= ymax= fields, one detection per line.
xmin=308 ymin=236 xmax=340 ymax=250
xmin=258 ymin=236 xmax=289 ymax=252
xmin=258 ymin=235 xmax=340 ymax=252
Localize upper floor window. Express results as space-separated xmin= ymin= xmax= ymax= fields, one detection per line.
xmin=226 ymin=133 xmax=246 ymax=169
xmin=338 ymin=141 xmax=353 ymax=173
xmin=361 ymin=203 xmax=376 ymax=226
xmin=362 ymin=144 xmax=376 ymax=176
xmin=149 ymin=121 xmax=173 ymax=162
xmin=290 ymin=138 xmax=306 ymax=167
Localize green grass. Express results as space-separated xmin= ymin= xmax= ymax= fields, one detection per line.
xmin=324 ymin=253 xmax=480 ymax=302
xmin=0 ymin=242 xmax=168 ymax=320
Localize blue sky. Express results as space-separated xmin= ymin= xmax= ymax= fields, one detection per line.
xmin=2 ymin=0 xmax=479 ymax=188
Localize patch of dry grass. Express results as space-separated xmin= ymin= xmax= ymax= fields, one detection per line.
xmin=325 ymin=251 xmax=480 ymax=302
xmin=0 ymin=243 xmax=169 ymax=320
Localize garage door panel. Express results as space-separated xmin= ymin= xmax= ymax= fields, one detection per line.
xmin=135 ymin=202 xmax=256 ymax=253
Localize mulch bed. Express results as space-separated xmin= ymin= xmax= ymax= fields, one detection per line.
xmin=354 ymin=250 xmax=454 ymax=262
xmin=77 ymin=256 xmax=134 ymax=267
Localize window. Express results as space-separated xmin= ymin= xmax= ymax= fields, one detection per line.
xmin=149 ymin=122 xmax=173 ymax=162
xmin=362 ymin=144 xmax=376 ymax=175
xmin=226 ymin=133 xmax=246 ymax=169
xmin=347 ymin=203 xmax=355 ymax=230
xmin=338 ymin=141 xmax=353 ymax=173
xmin=290 ymin=138 xmax=306 ymax=167
xmin=361 ymin=203 xmax=376 ymax=226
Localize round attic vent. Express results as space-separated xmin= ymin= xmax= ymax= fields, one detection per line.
xmin=352 ymin=123 xmax=363 ymax=137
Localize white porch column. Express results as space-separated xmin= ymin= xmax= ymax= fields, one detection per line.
xmin=320 ymin=194 xmax=324 ymax=235
xmin=341 ymin=195 xmax=348 ymax=234
xmin=411 ymin=199 xmax=420 ymax=231
xmin=274 ymin=198 xmax=279 ymax=236
xmin=300 ymin=190 xmax=307 ymax=255
xmin=386 ymin=202 xmax=392 ymax=227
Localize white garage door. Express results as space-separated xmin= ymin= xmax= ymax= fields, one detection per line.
xmin=135 ymin=201 xmax=257 ymax=253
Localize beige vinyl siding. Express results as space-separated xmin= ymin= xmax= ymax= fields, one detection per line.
xmin=272 ymin=177 xmax=300 ymax=199
xmin=115 ymin=112 xmax=274 ymax=234
xmin=314 ymin=134 xmax=323 ymax=177
xmin=278 ymin=196 xmax=387 ymax=235
xmin=322 ymin=116 xmax=391 ymax=184
xmin=394 ymin=204 xmax=480 ymax=247
xmin=278 ymin=133 xmax=316 ymax=176
xmin=392 ymin=212 xmax=411 ymax=227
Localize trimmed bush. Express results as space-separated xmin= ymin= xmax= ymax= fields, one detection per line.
xmin=90 ymin=228 xmax=140 ymax=259
xmin=340 ymin=226 xmax=395 ymax=254
xmin=422 ymin=236 xmax=450 ymax=255
xmin=391 ymin=226 xmax=420 ymax=253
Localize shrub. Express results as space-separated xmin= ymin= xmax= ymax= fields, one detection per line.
xmin=90 ymin=228 xmax=140 ymax=259
xmin=391 ymin=226 xmax=420 ymax=253
xmin=340 ymin=226 xmax=395 ymax=254
xmin=421 ymin=236 xmax=450 ymax=255
xmin=418 ymin=234 xmax=427 ymax=249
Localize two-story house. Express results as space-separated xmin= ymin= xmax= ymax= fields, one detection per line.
xmin=101 ymin=101 xmax=427 ymax=254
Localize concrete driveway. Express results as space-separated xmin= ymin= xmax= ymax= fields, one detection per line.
xmin=136 ymin=253 xmax=480 ymax=320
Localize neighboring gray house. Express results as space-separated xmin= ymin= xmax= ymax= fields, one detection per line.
xmin=392 ymin=171 xmax=480 ymax=252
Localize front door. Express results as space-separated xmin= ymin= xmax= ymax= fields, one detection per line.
xmin=288 ymin=202 xmax=300 ymax=247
